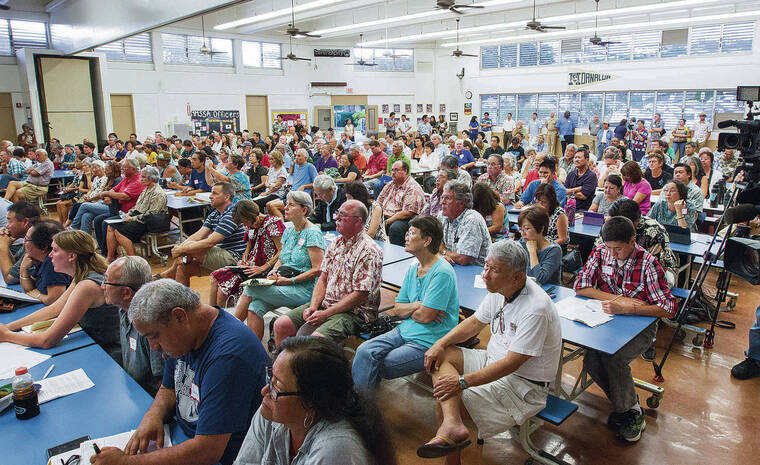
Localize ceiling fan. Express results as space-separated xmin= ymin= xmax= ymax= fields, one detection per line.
xmin=285 ymin=0 xmax=321 ymax=38
xmin=280 ymin=36 xmax=312 ymax=62
xmin=451 ymin=19 xmax=477 ymax=58
xmin=525 ymin=0 xmax=566 ymax=33
xmin=346 ymin=34 xmax=378 ymax=66
xmin=588 ymin=0 xmax=620 ymax=46
xmin=199 ymin=16 xmax=226 ymax=56
xmin=435 ymin=0 xmax=484 ymax=15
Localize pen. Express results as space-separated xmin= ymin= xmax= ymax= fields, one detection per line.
xmin=93 ymin=443 xmax=101 ymax=455
xmin=42 ymin=364 xmax=54 ymax=380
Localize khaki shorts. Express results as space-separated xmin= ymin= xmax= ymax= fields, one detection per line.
xmin=19 ymin=183 xmax=48 ymax=201
xmin=201 ymin=246 xmax=237 ymax=271
xmin=460 ymin=348 xmax=548 ymax=437
xmin=285 ymin=303 xmax=364 ymax=342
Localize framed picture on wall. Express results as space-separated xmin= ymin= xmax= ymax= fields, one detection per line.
xmin=439 ymin=104 xmax=446 ymax=113
xmin=449 ymin=112 xmax=458 ymax=122
xmin=416 ymin=104 xmax=423 ymax=113
xmin=426 ymin=104 xmax=433 ymax=113
xmin=393 ymin=104 xmax=400 ymax=113
xmin=405 ymin=104 xmax=412 ymax=113
xmin=382 ymin=104 xmax=389 ymax=114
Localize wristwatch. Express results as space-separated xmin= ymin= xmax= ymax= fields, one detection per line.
xmin=458 ymin=375 xmax=468 ymax=390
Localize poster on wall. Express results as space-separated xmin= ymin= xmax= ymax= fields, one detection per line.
xmin=416 ymin=104 xmax=423 ymax=113
xmin=382 ymin=104 xmax=389 ymax=114
xmin=191 ymin=110 xmax=240 ymax=136
xmin=405 ymin=104 xmax=412 ymax=113
xmin=463 ymin=103 xmax=472 ymax=116
xmin=426 ymin=104 xmax=433 ymax=113
xmin=334 ymin=105 xmax=366 ymax=136
xmin=271 ymin=111 xmax=309 ymax=130
xmin=439 ymin=104 xmax=446 ymax=114
xmin=393 ymin=104 xmax=400 ymax=113
xmin=449 ymin=113 xmax=459 ymax=122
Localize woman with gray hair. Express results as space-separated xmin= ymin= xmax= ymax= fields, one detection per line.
xmin=105 ymin=166 xmax=168 ymax=261
xmin=237 ymin=190 xmax=326 ymax=340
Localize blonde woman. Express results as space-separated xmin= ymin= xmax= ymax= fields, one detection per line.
xmin=0 ymin=230 xmax=120 ymax=359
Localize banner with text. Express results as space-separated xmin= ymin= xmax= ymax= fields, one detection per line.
xmin=567 ymin=69 xmax=616 ymax=89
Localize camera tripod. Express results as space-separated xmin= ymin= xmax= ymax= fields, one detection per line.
xmin=652 ymin=184 xmax=741 ymax=382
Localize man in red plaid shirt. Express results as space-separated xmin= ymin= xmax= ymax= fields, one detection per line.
xmin=575 ymin=216 xmax=676 ymax=443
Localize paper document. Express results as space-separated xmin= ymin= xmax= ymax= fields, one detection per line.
xmin=37 ymin=368 xmax=94 ymax=404
xmin=474 ymin=274 xmax=486 ymax=289
xmin=104 ymin=218 xmax=124 ymax=225
xmin=554 ymin=296 xmax=612 ymax=328
xmin=0 ymin=286 xmax=40 ymax=303
xmin=22 ymin=318 xmax=82 ymax=335
xmin=241 ymin=278 xmax=275 ymax=287
xmin=0 ymin=347 xmax=50 ymax=379
xmin=79 ymin=425 xmax=172 ymax=463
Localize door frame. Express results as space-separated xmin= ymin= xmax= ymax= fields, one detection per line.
xmin=110 ymin=93 xmax=136 ymax=138
xmin=245 ymin=95 xmax=269 ymax=135
xmin=314 ymin=106 xmax=333 ymax=131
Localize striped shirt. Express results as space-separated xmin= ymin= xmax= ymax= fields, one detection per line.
xmin=203 ymin=203 xmax=246 ymax=259
xmin=8 ymin=158 xmax=27 ymax=180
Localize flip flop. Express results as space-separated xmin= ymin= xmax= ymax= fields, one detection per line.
xmin=416 ymin=435 xmax=472 ymax=458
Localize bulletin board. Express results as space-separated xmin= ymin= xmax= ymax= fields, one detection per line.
xmin=190 ymin=110 xmax=240 ymax=136
xmin=271 ymin=111 xmax=309 ymax=129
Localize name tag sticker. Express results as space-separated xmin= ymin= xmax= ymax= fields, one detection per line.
xmin=129 ymin=336 xmax=137 ymax=351
xmin=190 ymin=382 xmax=200 ymax=402
xmin=602 ymin=265 xmax=614 ymax=275
xmin=682 ymin=208 xmax=688 ymax=215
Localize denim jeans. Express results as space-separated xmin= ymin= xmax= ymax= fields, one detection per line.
xmin=0 ymin=174 xmax=19 ymax=189
xmin=747 ymin=304 xmax=760 ymax=361
xmin=673 ymin=142 xmax=686 ymax=162
xmin=94 ymin=214 xmax=119 ymax=253
xmin=72 ymin=202 xmax=110 ymax=233
xmin=596 ymin=143 xmax=608 ymax=159
xmin=351 ymin=326 xmax=428 ymax=391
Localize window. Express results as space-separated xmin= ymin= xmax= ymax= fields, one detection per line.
xmin=519 ymin=42 xmax=538 ymax=67
xmin=605 ymin=92 xmax=629 ymax=124
xmin=537 ymin=94 xmax=558 ymax=121
xmin=0 ymin=19 xmax=49 ymax=56
xmin=628 ymin=92 xmax=655 ymax=124
xmin=583 ymin=40 xmax=606 ymax=63
xmin=721 ymin=22 xmax=754 ymax=53
xmin=353 ymin=48 xmax=413 ymax=71
xmin=655 ymin=92 xmax=684 ymax=129
xmin=95 ymin=33 xmax=153 ymax=62
xmin=499 ymin=44 xmax=517 ymax=68
xmin=561 ymin=38 xmax=582 ymax=64
xmin=558 ymin=93 xmax=580 ymax=125
xmin=481 ymin=94 xmax=499 ymax=122
xmin=580 ymin=93 xmax=604 ymax=128
xmin=606 ymin=35 xmax=631 ymax=61
xmin=517 ymin=94 xmax=537 ymax=121
xmin=715 ymin=90 xmax=746 ymax=116
xmin=684 ymin=91 xmax=715 ymax=124
xmin=161 ymin=33 xmax=233 ymax=66
xmin=242 ymin=40 xmax=282 ymax=68
xmin=660 ymin=29 xmax=688 ymax=58
xmin=690 ymin=24 xmax=721 ymax=55
xmin=481 ymin=45 xmax=499 ymax=69
xmin=539 ymin=41 xmax=560 ymax=66
xmin=498 ymin=95 xmax=517 ymax=124
xmin=633 ymin=31 xmax=660 ymax=60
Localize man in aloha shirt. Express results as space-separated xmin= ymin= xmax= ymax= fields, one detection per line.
xmin=273 ymin=200 xmax=383 ymax=343
xmin=377 ymin=160 xmax=426 ymax=246
xmin=477 ymin=154 xmax=515 ymax=205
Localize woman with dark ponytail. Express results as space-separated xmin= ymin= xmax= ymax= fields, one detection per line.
xmin=233 ymin=336 xmax=397 ymax=465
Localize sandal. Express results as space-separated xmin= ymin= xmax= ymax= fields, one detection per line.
xmin=416 ymin=435 xmax=471 ymax=459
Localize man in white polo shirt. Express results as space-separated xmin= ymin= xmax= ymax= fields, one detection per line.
xmin=416 ymin=240 xmax=561 ymax=462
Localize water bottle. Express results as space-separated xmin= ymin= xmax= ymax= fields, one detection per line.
xmin=565 ymin=196 xmax=576 ymax=227
xmin=12 ymin=366 xmax=39 ymax=420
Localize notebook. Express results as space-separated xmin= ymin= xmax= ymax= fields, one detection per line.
xmin=663 ymin=223 xmax=692 ymax=244
xmin=582 ymin=211 xmax=605 ymax=226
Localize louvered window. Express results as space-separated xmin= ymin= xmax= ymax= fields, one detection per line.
xmin=558 ymin=93 xmax=580 ymax=125
xmin=519 ymin=42 xmax=538 ymax=67
xmin=481 ymin=46 xmax=499 ymax=69
xmin=539 ymin=41 xmax=559 ymax=65
xmin=498 ymin=95 xmax=517 ymax=124
xmin=354 ymin=48 xmax=412 ymax=71
xmin=162 ymin=33 xmax=232 ymax=66
xmin=690 ymin=24 xmax=721 ymax=55
xmin=517 ymin=94 xmax=537 ymax=120
xmin=583 ymin=39 xmax=606 ymax=63
xmin=684 ymin=91 xmax=715 ymax=123
xmin=0 ymin=20 xmax=10 ymax=56
xmin=499 ymin=44 xmax=517 ymax=68
xmin=606 ymin=35 xmax=631 ymax=61
xmin=655 ymin=92 xmax=684 ymax=129
xmin=243 ymin=41 xmax=282 ymax=68
xmin=660 ymin=29 xmax=688 ymax=58
xmin=714 ymin=90 xmax=746 ymax=115
xmin=633 ymin=31 xmax=660 ymax=60
xmin=95 ymin=33 xmax=152 ymax=62
xmin=537 ymin=94 xmax=558 ymax=121
xmin=481 ymin=95 xmax=499 ymax=122
xmin=605 ymin=92 xmax=630 ymax=124
xmin=721 ymin=22 xmax=753 ymax=53
xmin=628 ymin=92 xmax=655 ymax=124
xmin=561 ymin=38 xmax=582 ymax=64
xmin=9 ymin=20 xmax=48 ymax=51
xmin=580 ymin=93 xmax=604 ymax=127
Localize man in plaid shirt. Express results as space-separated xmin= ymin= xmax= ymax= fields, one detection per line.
xmin=575 ymin=216 xmax=676 ymax=443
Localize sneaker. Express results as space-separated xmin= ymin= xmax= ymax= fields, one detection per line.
xmin=617 ymin=410 xmax=646 ymax=442
xmin=731 ymin=358 xmax=760 ymax=380
xmin=607 ymin=411 xmax=627 ymax=429
xmin=641 ymin=346 xmax=656 ymax=362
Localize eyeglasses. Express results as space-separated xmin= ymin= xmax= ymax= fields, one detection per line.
xmin=266 ymin=366 xmax=300 ymax=401
xmin=102 ymin=282 xmax=137 ymax=291
xmin=336 ymin=212 xmax=360 ymax=219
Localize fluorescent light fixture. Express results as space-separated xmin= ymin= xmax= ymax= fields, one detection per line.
xmin=311 ymin=0 xmax=524 ymax=37
xmin=214 ymin=0 xmax=344 ymax=30
xmin=441 ymin=10 xmax=760 ymax=47
xmin=359 ymin=0 xmax=725 ymax=46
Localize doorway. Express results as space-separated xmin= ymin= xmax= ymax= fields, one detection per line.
xmin=246 ymin=95 xmax=268 ymax=135
xmin=110 ymin=94 xmax=135 ymax=140
xmin=0 ymin=93 xmax=16 ymax=141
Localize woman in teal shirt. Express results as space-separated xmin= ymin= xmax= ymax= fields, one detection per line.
xmin=238 ymin=191 xmax=325 ymax=339
xmin=352 ymin=215 xmax=459 ymax=391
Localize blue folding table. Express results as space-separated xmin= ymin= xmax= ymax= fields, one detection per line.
xmin=0 ymin=303 xmax=96 ymax=357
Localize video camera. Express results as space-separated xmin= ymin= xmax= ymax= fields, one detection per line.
xmin=717 ymin=86 xmax=760 ymax=185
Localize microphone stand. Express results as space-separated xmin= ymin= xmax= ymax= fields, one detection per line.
xmin=652 ymin=183 xmax=740 ymax=382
